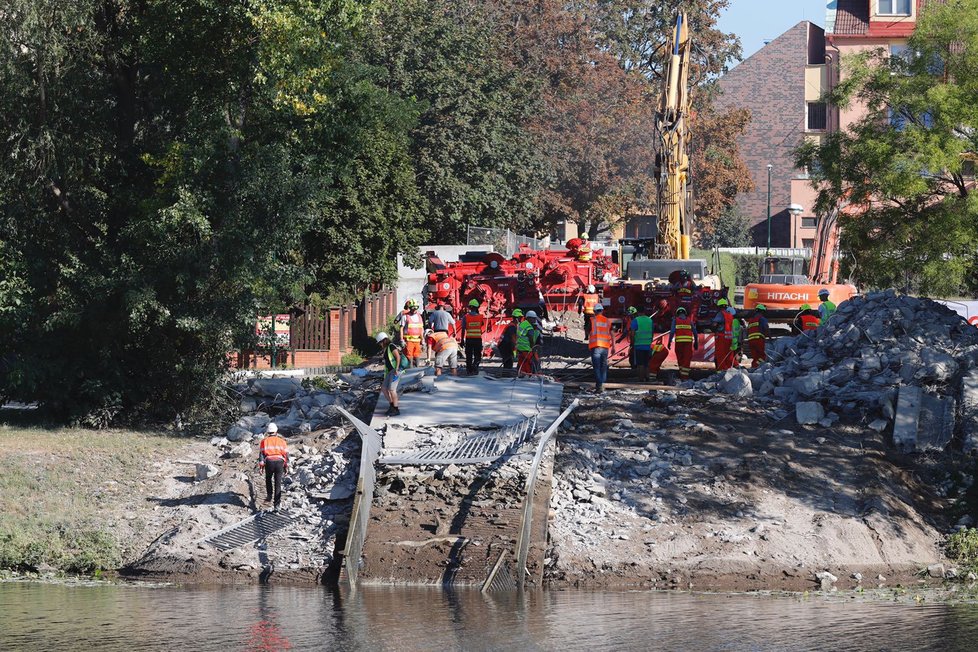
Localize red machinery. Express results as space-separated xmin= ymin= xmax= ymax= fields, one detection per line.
xmin=424 ymin=243 xmax=619 ymax=347
xmin=601 ymin=271 xmax=729 ymax=364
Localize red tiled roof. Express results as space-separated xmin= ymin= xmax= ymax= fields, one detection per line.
xmin=834 ymin=0 xmax=869 ymax=35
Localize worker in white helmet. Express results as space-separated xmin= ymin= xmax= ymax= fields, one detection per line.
xmin=376 ymin=331 xmax=403 ymax=416
xmin=578 ymin=284 xmax=601 ymax=340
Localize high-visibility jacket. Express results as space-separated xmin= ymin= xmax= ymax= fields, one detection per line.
xmin=632 ymin=315 xmax=653 ymax=347
xmin=677 ymin=280 xmax=695 ymax=301
xmin=589 ymin=314 xmax=612 ymax=349
xmin=383 ymin=343 xmax=401 ymax=372
xmin=577 ymin=244 xmax=592 ymax=262
xmin=747 ymin=316 xmax=766 ymax=340
xmin=260 ymin=435 xmax=289 ymax=465
xmin=719 ymin=310 xmax=734 ymax=339
xmin=463 ymin=313 xmax=485 ymax=339
xmin=800 ymin=313 xmax=820 ymax=332
xmin=582 ymin=293 xmax=600 ymax=315
xmin=673 ymin=316 xmax=695 ymax=344
xmin=819 ymin=300 xmax=837 ymax=322
xmin=403 ymin=313 xmax=423 ymax=342
xmin=732 ymin=319 xmax=744 ymax=350
xmin=429 ymin=331 xmax=457 ymax=352
xmin=516 ymin=320 xmax=538 ymax=352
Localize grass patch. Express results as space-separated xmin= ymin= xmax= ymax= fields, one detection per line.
xmin=0 ymin=421 xmax=186 ymax=574
xmin=945 ymin=528 xmax=978 ymax=575
xmin=341 ymin=350 xmax=366 ymax=366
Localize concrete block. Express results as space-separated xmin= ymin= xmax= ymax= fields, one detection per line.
xmin=893 ymin=385 xmax=922 ymax=452
xmin=918 ymin=393 xmax=954 ymax=452
xmin=796 ymin=402 xmax=824 ymax=425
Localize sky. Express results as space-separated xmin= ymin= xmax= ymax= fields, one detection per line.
xmin=718 ymin=0 xmax=829 ymax=64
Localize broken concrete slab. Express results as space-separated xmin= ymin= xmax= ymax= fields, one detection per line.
xmin=893 ymin=386 xmax=922 ymax=452
xmin=247 ymin=377 xmax=303 ymax=398
xmin=917 ymin=393 xmax=954 ymax=452
xmin=796 ymin=402 xmax=824 ymax=425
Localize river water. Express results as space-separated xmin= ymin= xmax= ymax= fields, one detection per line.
xmin=3 ymin=581 xmax=977 ymax=651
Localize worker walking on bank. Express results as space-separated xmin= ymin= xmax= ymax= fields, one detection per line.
xmin=712 ymin=298 xmax=736 ymax=371
xmin=668 ymin=306 xmax=698 ymax=381
xmin=589 ymin=303 xmax=611 ymax=392
xmin=498 ymin=308 xmax=521 ymax=371
xmin=796 ymin=303 xmax=821 ymax=335
xmin=376 ymin=332 xmax=403 ymax=416
xmin=516 ymin=310 xmax=540 ymax=377
xmin=426 ymin=329 xmax=458 ymax=377
xmin=461 ymin=299 xmax=485 ymax=375
xmin=399 ymin=299 xmax=424 ymax=367
xmin=258 ymin=423 xmax=289 ymax=512
xmin=578 ymin=285 xmax=600 ymax=340
xmin=746 ymin=305 xmax=770 ymax=368
xmin=630 ymin=306 xmax=654 ymax=382
xmin=817 ymin=289 xmax=836 ymax=324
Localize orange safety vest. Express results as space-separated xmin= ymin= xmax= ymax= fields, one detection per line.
xmin=800 ymin=314 xmax=820 ymax=332
xmin=720 ymin=311 xmax=734 ymax=340
xmin=677 ymin=280 xmax=695 ymax=298
xmin=464 ymin=313 xmax=485 ymax=339
xmin=404 ymin=313 xmax=423 ymax=342
xmin=260 ymin=435 xmax=288 ymax=463
xmin=674 ymin=316 xmax=694 ymax=344
xmin=577 ymin=244 xmax=592 ymax=262
xmin=429 ymin=331 xmax=457 ymax=352
xmin=747 ymin=316 xmax=765 ymax=340
xmin=582 ymin=293 xmax=600 ymax=315
xmin=589 ymin=314 xmax=612 ymax=349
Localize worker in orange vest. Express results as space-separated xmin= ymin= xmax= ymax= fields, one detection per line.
xmin=578 ymin=285 xmax=601 ymax=340
xmin=668 ymin=306 xmax=698 ymax=381
xmin=258 ymin=423 xmax=289 ymax=512
xmin=461 ymin=299 xmax=485 ymax=375
xmin=588 ymin=303 xmax=611 ymax=392
xmin=711 ymin=298 xmax=736 ymax=371
xmin=426 ymin=329 xmax=459 ymax=376
xmin=399 ymin=299 xmax=424 ymax=367
xmin=746 ymin=305 xmax=770 ymax=368
xmin=796 ymin=303 xmax=820 ymax=335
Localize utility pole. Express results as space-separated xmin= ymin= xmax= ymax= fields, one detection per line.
xmin=766 ymin=164 xmax=773 ymax=253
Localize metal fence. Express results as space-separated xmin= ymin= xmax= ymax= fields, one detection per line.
xmin=717 ymin=247 xmax=813 ymax=257
xmin=336 ymin=407 xmax=384 ymax=592
xmin=467 ymin=226 xmax=544 ymax=257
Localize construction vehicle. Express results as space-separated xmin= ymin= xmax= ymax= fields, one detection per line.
xmin=743 ymin=208 xmax=857 ymax=323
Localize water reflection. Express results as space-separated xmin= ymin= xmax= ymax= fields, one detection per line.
xmin=1 ymin=581 xmax=977 ymax=651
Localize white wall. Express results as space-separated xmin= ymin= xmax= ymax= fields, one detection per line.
xmin=396 ymin=244 xmax=493 ymax=312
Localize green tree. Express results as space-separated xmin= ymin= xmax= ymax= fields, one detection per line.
xmin=0 ymin=0 xmax=422 ymax=423
xmin=698 ymin=207 xmax=752 ymax=249
xmin=796 ymin=0 xmax=978 ymax=296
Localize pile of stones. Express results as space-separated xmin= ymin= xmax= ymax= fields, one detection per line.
xmin=703 ymin=291 xmax=978 ymax=439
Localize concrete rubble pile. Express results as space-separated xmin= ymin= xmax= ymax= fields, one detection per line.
xmin=221 ymin=371 xmax=378 ymax=443
xmin=702 ymin=291 xmax=978 ymax=451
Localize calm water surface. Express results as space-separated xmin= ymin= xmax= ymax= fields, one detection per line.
xmin=2 ymin=581 xmax=977 ymax=651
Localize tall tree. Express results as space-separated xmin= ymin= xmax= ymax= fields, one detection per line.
xmin=796 ymin=0 xmax=978 ymax=295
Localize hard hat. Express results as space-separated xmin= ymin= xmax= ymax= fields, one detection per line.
xmin=593 ymin=303 xmax=604 ymax=312
xmin=468 ymin=299 xmax=480 ymax=308
xmin=512 ymin=308 xmax=524 ymax=318
xmin=526 ymin=310 xmax=538 ymax=318
xmin=588 ymin=285 xmax=596 ymax=293
xmin=818 ymin=288 xmax=830 ymax=297
xmin=408 ymin=299 xmax=419 ymax=308
xmin=800 ymin=303 xmax=811 ymax=310
xmin=266 ymin=422 xmax=278 ymax=434
xmin=679 ymin=269 xmax=690 ymax=278
xmin=375 ymin=331 xmax=390 ymax=343
xmin=717 ymin=298 xmax=728 ymax=307
xmin=756 ymin=304 xmax=767 ymax=311
xmin=627 ymin=306 xmax=638 ymax=315
xmin=676 ymin=306 xmax=687 ymax=315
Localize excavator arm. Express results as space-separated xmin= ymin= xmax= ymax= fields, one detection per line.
xmin=655 ymin=13 xmax=693 ymax=261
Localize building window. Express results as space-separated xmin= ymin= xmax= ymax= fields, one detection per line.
xmin=801 ymin=217 xmax=817 ymax=228
xmin=802 ymin=239 xmax=815 ymax=249
xmin=807 ymin=102 xmax=828 ymax=131
xmin=878 ymin=0 xmax=911 ymax=16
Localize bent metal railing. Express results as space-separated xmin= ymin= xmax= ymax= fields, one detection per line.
xmin=336 ymin=407 xmax=384 ymax=592
xmin=513 ymin=399 xmax=579 ymax=588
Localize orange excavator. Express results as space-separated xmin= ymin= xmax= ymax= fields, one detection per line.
xmin=742 ymin=208 xmax=857 ymax=323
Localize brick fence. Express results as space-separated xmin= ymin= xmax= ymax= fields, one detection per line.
xmin=234 ymin=288 xmax=398 ymax=370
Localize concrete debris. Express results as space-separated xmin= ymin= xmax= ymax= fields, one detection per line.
xmin=227 ymin=442 xmax=252 ymax=459
xmin=718 ymin=368 xmax=753 ymax=398
xmin=815 ymin=570 xmax=838 ymax=590
xmin=795 ymin=401 xmax=824 ymax=425
xmin=699 ymin=292 xmax=978 ymax=450
xmin=195 ymin=463 xmax=219 ymax=481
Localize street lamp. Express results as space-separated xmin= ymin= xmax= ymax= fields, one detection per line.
xmin=765 ymin=164 xmax=773 ymax=253
xmin=788 ymin=203 xmax=804 ymax=248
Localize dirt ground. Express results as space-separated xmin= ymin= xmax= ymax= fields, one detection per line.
xmin=545 ymin=388 xmax=957 ymax=591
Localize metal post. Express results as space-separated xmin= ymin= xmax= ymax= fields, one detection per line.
xmin=766 ymin=164 xmax=773 ymax=253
